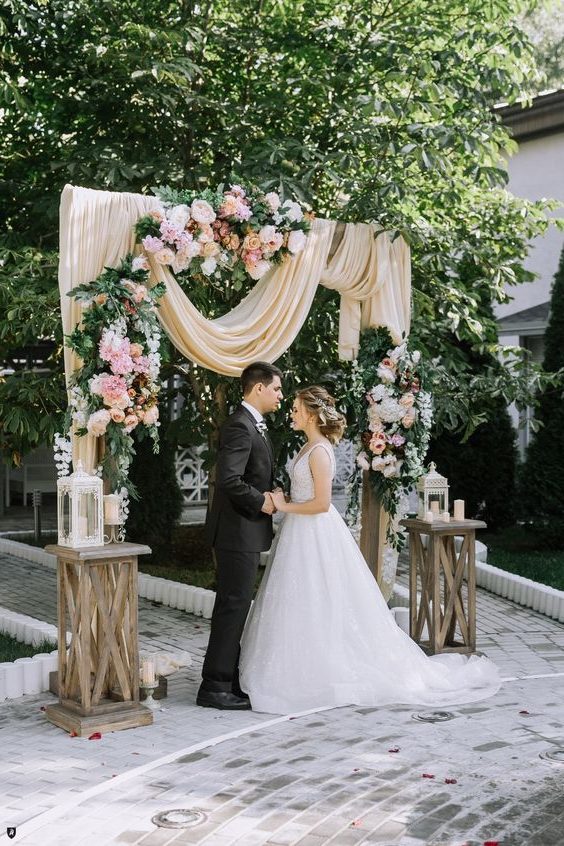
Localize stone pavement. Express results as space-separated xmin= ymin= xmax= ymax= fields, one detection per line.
xmin=1 ymin=550 xmax=564 ymax=846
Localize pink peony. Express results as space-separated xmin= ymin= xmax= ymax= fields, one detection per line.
xmin=109 ymin=352 xmax=134 ymax=376
xmin=190 ymin=199 xmax=216 ymax=224
xmin=142 ymin=235 xmax=164 ymax=254
xmin=230 ymin=184 xmax=246 ymax=196
xmin=132 ymin=355 xmax=151 ymax=374
xmin=159 ymin=220 xmax=184 ymax=245
xmin=388 ymin=433 xmax=406 ymax=447
xmin=87 ymin=409 xmax=111 ymax=436
xmin=132 ymin=254 xmax=150 ymax=272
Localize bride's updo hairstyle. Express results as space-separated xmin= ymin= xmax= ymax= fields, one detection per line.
xmin=296 ymin=385 xmax=346 ymax=445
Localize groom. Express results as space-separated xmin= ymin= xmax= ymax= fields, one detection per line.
xmin=197 ymin=361 xmax=283 ymax=710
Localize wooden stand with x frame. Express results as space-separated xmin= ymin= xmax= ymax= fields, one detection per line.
xmin=400 ymin=518 xmax=486 ymax=655
xmin=44 ymin=543 xmax=153 ymax=736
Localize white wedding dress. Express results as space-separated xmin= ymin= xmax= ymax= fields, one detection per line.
xmin=239 ymin=440 xmax=500 ymax=715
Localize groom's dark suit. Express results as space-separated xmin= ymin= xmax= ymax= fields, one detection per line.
xmin=201 ymin=404 xmax=274 ymax=694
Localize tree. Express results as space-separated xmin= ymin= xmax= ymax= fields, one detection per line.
xmin=519 ymin=0 xmax=564 ymax=92
xmin=1 ymin=0 xmax=562 ymax=467
xmin=520 ymin=244 xmax=564 ymax=539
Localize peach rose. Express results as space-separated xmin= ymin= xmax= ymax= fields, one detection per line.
xmin=402 ymin=411 xmax=416 ymax=428
xmin=133 ymin=284 xmax=148 ymax=303
xmin=399 ymin=393 xmax=415 ymax=408
xmin=142 ymin=405 xmax=159 ymax=425
xmin=219 ymin=195 xmax=239 ymax=217
xmin=202 ymin=240 xmax=220 ymax=258
xmin=94 ymin=293 xmax=108 ymax=306
xmin=124 ymin=413 xmax=139 ymax=430
xmin=153 ymin=247 xmax=175 ymax=265
xmin=149 ymin=209 xmax=165 ymax=223
xmin=110 ymin=407 xmax=125 ymax=423
xmin=243 ymin=233 xmax=262 ymax=252
xmin=86 ymin=409 xmax=111 ymax=436
xmin=130 ymin=343 xmax=143 ymax=358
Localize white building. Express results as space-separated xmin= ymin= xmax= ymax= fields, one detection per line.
xmin=496 ymin=89 xmax=564 ymax=453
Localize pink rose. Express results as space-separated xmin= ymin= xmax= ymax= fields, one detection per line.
xmin=399 ymin=393 xmax=415 ymax=408
xmin=142 ymin=405 xmax=159 ymax=425
xmin=402 ymin=411 xmax=416 ymax=429
xmin=124 ymin=413 xmax=139 ymax=431
xmin=218 ymin=195 xmax=239 ymax=218
xmin=133 ymin=285 xmax=148 ymax=303
xmin=369 ymin=432 xmax=387 ymax=455
xmin=110 ymin=407 xmax=125 ymax=423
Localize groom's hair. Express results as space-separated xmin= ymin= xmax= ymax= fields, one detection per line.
xmin=241 ymin=361 xmax=282 ymax=395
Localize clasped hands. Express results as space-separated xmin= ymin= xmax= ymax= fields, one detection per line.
xmin=261 ymin=487 xmax=289 ymax=514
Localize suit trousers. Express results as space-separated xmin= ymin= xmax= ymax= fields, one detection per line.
xmin=200 ymin=548 xmax=260 ymax=693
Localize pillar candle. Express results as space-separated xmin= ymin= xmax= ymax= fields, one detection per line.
xmin=430 ymin=500 xmax=440 ymax=515
xmin=104 ymin=494 xmax=121 ymax=525
xmin=141 ymin=658 xmax=155 ymax=685
xmin=441 ymin=511 xmax=450 ymax=522
xmin=425 ymin=510 xmax=434 ymax=523
xmin=453 ymin=499 xmax=465 ymax=521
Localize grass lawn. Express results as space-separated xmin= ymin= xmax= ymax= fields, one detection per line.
xmin=0 ymin=631 xmax=56 ymax=663
xmin=481 ymin=526 xmax=564 ymax=591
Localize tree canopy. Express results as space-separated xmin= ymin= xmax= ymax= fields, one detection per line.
xmin=0 ymin=0 xmax=562 ymax=463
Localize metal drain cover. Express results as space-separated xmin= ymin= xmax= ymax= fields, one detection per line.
xmin=539 ymin=749 xmax=564 ymax=764
xmin=152 ymin=808 xmax=207 ymax=829
xmin=412 ymin=710 xmax=456 ymax=723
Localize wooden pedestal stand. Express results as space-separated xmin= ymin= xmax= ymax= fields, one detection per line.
xmin=359 ymin=472 xmax=387 ymax=585
xmin=400 ymin=518 xmax=486 ymax=655
xmin=45 ymin=542 xmax=152 ymax=736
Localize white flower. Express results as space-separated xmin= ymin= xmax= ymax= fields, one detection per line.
xmin=167 ymin=204 xmax=191 ymax=230
xmin=131 ymin=255 xmax=150 ymax=272
xmin=171 ymin=254 xmax=192 ymax=274
xmin=376 ymin=396 xmax=404 ymax=423
xmin=190 ymin=199 xmax=216 ymax=224
xmin=367 ymin=404 xmax=384 ymax=432
xmin=281 ymin=200 xmax=303 ymax=223
xmin=411 ymin=350 xmax=421 ymax=364
xmin=87 ymin=409 xmax=111 ymax=437
xmin=201 ymin=257 xmax=217 ymax=276
xmin=388 ymin=343 xmax=407 ymax=363
xmin=356 ymin=451 xmax=370 ymax=471
xmin=377 ymin=363 xmax=396 ymax=384
xmin=258 ymin=224 xmax=278 ymax=244
xmin=247 ymin=259 xmax=271 ymax=280
xmin=287 ymin=229 xmax=307 ymax=254
xmin=265 ymin=191 xmax=281 ymax=212
xmin=369 ymin=384 xmax=389 ymax=402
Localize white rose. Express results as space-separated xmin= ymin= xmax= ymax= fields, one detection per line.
xmin=86 ymin=409 xmax=111 ymax=437
xmin=247 ymin=259 xmax=271 ymax=280
xmin=172 ymin=254 xmax=191 ymax=274
xmin=259 ymin=224 xmax=277 ymax=244
xmin=168 ymin=204 xmax=191 ymax=230
xmin=190 ymin=199 xmax=216 ymax=224
xmin=287 ymin=229 xmax=307 ymax=254
xmin=201 ymin=257 xmax=217 ymax=276
xmin=356 ymin=451 xmax=370 ymax=471
xmin=281 ymin=200 xmax=303 ymax=223
xmin=377 ymin=364 xmax=396 ymax=384
xmin=265 ymin=191 xmax=281 ymax=212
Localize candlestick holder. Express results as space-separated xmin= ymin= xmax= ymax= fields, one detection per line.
xmin=104 ymin=523 xmax=126 ymax=544
xmin=140 ymin=678 xmax=160 ymax=710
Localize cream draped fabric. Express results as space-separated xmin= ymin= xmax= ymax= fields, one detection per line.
xmin=58 ymin=184 xmax=410 ymax=470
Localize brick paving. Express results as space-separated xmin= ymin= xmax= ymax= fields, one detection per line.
xmin=1 ymin=550 xmax=564 ymax=846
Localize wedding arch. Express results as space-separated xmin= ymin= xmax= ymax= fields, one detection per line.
xmin=58 ymin=183 xmax=412 ymax=586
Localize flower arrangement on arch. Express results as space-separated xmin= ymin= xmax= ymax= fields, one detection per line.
xmin=63 ymin=255 xmax=166 ymax=494
xmin=346 ymin=328 xmax=433 ymax=550
xmin=134 ymin=181 xmax=313 ymax=291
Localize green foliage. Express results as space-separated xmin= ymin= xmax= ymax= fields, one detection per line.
xmin=1 ymin=0 xmax=562 ymax=467
xmin=519 ymin=0 xmax=564 ymax=91
xmin=429 ymin=399 xmax=518 ymax=529
xmin=126 ymin=416 xmax=184 ymax=550
xmin=520 ymin=245 xmax=564 ymax=526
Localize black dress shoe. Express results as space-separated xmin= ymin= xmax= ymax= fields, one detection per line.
xmin=196 ymin=690 xmax=251 ymax=710
xmin=232 ymin=689 xmax=250 ymax=701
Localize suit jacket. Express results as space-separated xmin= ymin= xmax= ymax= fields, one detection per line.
xmin=205 ymin=405 xmax=275 ymax=552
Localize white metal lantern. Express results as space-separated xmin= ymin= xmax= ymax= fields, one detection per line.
xmin=57 ymin=461 xmax=104 ymax=548
xmin=417 ymin=462 xmax=449 ymax=519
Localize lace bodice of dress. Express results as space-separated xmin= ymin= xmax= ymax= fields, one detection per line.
xmin=290 ymin=441 xmax=336 ymax=503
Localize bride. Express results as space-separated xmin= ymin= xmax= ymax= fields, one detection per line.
xmin=239 ymin=385 xmax=500 ymax=715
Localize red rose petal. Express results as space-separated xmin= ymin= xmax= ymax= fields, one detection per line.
xmin=445 ymin=778 xmax=458 ymax=784
xmin=69 ymin=730 xmax=78 ymax=737
xmin=88 ymin=732 xmax=102 ymax=740
xmin=388 ymin=747 xmax=400 ymax=753
xmin=422 ymin=773 xmax=435 ymax=779
xmin=484 ymin=841 xmax=499 ymax=846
